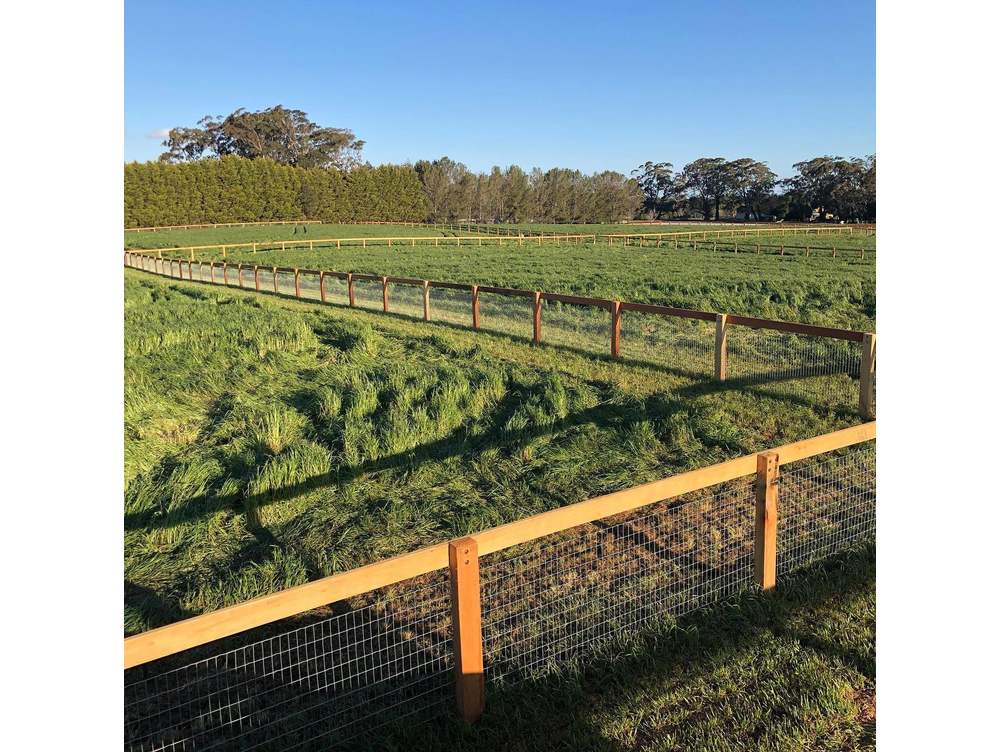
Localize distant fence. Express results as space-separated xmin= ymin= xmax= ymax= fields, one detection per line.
xmin=125 ymin=251 xmax=876 ymax=419
xmin=612 ymin=236 xmax=874 ymax=259
xmin=124 ymin=219 xmax=325 ymax=233
xmin=606 ymin=225 xmax=875 ymax=246
xmin=124 ymin=422 xmax=875 ymax=750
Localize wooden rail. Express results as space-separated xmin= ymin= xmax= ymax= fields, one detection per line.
xmin=123 ymin=421 xmax=874 ymax=669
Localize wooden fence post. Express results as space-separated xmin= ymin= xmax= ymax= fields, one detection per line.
xmin=423 ymin=281 xmax=431 ymax=321
xmin=755 ymin=451 xmax=778 ymax=590
xmin=319 ymin=271 xmax=326 ymax=303
xmin=222 ymin=263 xmax=228 ymax=286
xmin=254 ymin=266 xmax=260 ymax=291
xmin=533 ymin=291 xmax=542 ymax=345
xmin=382 ymin=276 xmax=390 ymax=312
xmin=294 ymin=269 xmax=301 ymax=298
xmin=347 ymin=273 xmax=356 ymax=307
xmin=471 ymin=285 xmax=480 ymax=328
xmin=272 ymin=266 xmax=278 ymax=294
xmin=449 ymin=538 xmax=485 ymax=724
xmin=210 ymin=262 xmax=216 ymax=284
xmin=714 ymin=313 xmax=728 ymax=381
xmin=610 ymin=301 xmax=622 ymax=358
xmin=860 ymin=333 xmax=876 ymax=419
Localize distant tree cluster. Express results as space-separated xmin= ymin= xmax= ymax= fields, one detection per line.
xmin=124 ymin=157 xmax=427 ymax=227
xmin=633 ymin=156 xmax=875 ymax=222
xmin=414 ymin=158 xmax=643 ymax=223
xmin=132 ymin=106 xmax=874 ymax=226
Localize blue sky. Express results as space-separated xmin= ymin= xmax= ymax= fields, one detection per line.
xmin=125 ymin=0 xmax=874 ymax=178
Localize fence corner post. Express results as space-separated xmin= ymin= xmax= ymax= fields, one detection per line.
xmin=714 ymin=313 xmax=729 ymax=381
xmin=533 ymin=292 xmax=542 ymax=345
xmin=755 ymin=451 xmax=778 ymax=590
xmin=471 ymin=285 xmax=480 ymax=329
xmin=449 ymin=537 xmax=485 ymax=724
xmin=611 ymin=301 xmax=622 ymax=358
xmin=860 ymin=332 xmax=876 ymax=419
xmin=423 ymin=280 xmax=431 ymax=321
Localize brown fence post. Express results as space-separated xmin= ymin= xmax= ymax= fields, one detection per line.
xmin=347 ymin=273 xmax=356 ymax=307
xmin=860 ymin=333 xmax=876 ymax=419
xmin=533 ymin=291 xmax=542 ymax=345
xmin=382 ymin=276 xmax=390 ymax=312
xmin=423 ymin=280 xmax=431 ymax=321
xmin=210 ymin=262 xmax=216 ymax=284
xmin=471 ymin=285 xmax=480 ymax=328
xmin=714 ymin=313 xmax=728 ymax=381
xmin=449 ymin=538 xmax=485 ymax=724
xmin=294 ymin=269 xmax=301 ymax=298
xmin=755 ymin=451 xmax=778 ymax=590
xmin=254 ymin=266 xmax=260 ymax=291
xmin=273 ymin=266 xmax=279 ymax=294
xmin=610 ymin=301 xmax=622 ymax=358
xmin=319 ymin=271 xmax=326 ymax=303
xmin=223 ymin=263 xmax=229 ymax=286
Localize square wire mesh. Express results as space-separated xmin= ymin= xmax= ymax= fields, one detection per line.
xmin=238 ymin=267 xmax=256 ymax=289
xmin=276 ymin=270 xmax=297 ymax=297
xmin=322 ymin=275 xmax=350 ymax=307
xmin=479 ymin=478 xmax=756 ymax=686
xmin=124 ymin=573 xmax=453 ymax=752
xmin=618 ymin=310 xmax=714 ymax=376
xmin=726 ymin=327 xmax=861 ymax=384
xmin=777 ymin=441 xmax=875 ymax=575
xmin=387 ymin=281 xmax=426 ymax=320
xmin=428 ymin=286 xmax=474 ymax=328
xmin=352 ymin=278 xmax=384 ymax=311
xmin=541 ymin=301 xmax=611 ymax=357
xmin=298 ymin=271 xmax=322 ymax=301
xmin=478 ymin=292 xmax=533 ymax=342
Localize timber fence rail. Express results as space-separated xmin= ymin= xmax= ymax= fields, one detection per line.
xmin=605 ymin=225 xmax=874 ymax=245
xmin=614 ymin=236 xmax=875 ymax=259
xmin=124 ymin=422 xmax=875 ymax=750
xmin=125 ymin=251 xmax=876 ymax=419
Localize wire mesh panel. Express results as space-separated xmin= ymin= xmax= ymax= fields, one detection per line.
xmin=387 ymin=281 xmax=426 ymax=319
xmin=352 ymin=278 xmax=384 ymax=311
xmin=778 ymin=442 xmax=875 ymax=576
xmin=479 ymin=478 xmax=755 ymax=686
xmin=272 ymin=270 xmax=295 ymax=297
xmin=428 ymin=286 xmax=473 ymax=328
xmin=541 ymin=301 xmax=611 ymax=356
xmin=238 ymin=267 xmax=256 ymax=289
xmin=124 ymin=573 xmax=454 ymax=752
xmin=478 ymin=291 xmax=533 ymax=341
xmin=727 ymin=327 xmax=861 ymax=384
xmin=322 ymin=275 xmax=350 ymax=307
xmin=299 ymin=271 xmax=322 ymax=301
xmin=618 ymin=310 xmax=715 ymax=376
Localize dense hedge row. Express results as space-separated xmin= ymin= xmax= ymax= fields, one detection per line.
xmin=124 ymin=157 xmax=428 ymax=227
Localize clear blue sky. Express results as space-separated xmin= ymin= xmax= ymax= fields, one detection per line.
xmin=125 ymin=0 xmax=873 ymax=178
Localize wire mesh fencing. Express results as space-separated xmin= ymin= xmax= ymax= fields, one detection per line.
xmin=298 ymin=271 xmax=323 ymax=302
xmin=352 ymin=277 xmax=384 ymax=311
xmin=322 ymin=274 xmax=351 ymax=307
xmin=387 ymin=280 xmax=426 ymax=320
xmin=124 ymin=573 xmax=454 ymax=752
xmin=777 ymin=442 xmax=875 ymax=576
xmin=540 ymin=299 xmax=612 ymax=357
xmin=618 ymin=309 xmax=715 ymax=376
xmin=428 ymin=285 xmax=474 ymax=328
xmin=477 ymin=290 xmax=535 ymax=342
xmin=727 ymin=326 xmax=861 ymax=384
xmin=479 ymin=478 xmax=756 ymax=687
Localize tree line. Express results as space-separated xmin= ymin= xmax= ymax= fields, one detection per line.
xmin=127 ymin=105 xmax=874 ymax=227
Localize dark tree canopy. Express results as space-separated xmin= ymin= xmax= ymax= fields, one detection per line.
xmin=159 ymin=106 xmax=365 ymax=170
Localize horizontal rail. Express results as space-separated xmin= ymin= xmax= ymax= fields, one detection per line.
xmin=726 ymin=315 xmax=865 ymax=342
xmin=428 ymin=280 xmax=473 ymax=291
xmin=123 ymin=421 xmax=874 ymax=668
xmin=386 ymin=275 xmax=427 ymax=286
xmin=124 ymin=219 xmax=323 ymax=232
xmin=477 ymin=285 xmax=538 ymax=298
xmin=540 ymin=292 xmax=614 ymax=309
xmin=619 ymin=301 xmax=718 ymax=321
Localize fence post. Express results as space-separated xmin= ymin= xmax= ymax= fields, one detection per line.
xmin=254 ymin=266 xmax=260 ymax=291
xmin=273 ymin=266 xmax=278 ymax=294
xmin=423 ymin=281 xmax=431 ymax=321
xmin=755 ymin=451 xmax=779 ymax=590
xmin=449 ymin=538 xmax=485 ymax=724
xmin=860 ymin=333 xmax=876 ymax=419
xmin=210 ymin=262 xmax=216 ymax=284
xmin=319 ymin=271 xmax=326 ymax=303
xmin=223 ymin=263 xmax=229 ymax=286
xmin=346 ymin=273 xmax=355 ymax=307
xmin=471 ymin=285 xmax=480 ymax=328
xmin=714 ymin=313 xmax=728 ymax=381
xmin=610 ymin=301 xmax=622 ymax=358
xmin=294 ymin=269 xmax=301 ymax=298
xmin=382 ymin=276 xmax=390 ymax=312
xmin=533 ymin=292 xmax=542 ymax=345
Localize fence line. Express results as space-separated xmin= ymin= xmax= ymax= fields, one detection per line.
xmin=125 ymin=251 xmax=876 ymax=419
xmin=124 ymin=219 xmax=325 ymax=233
xmin=616 ymin=236 xmax=875 ymax=259
xmin=606 ymin=225 xmax=875 ymax=244
xmin=124 ymin=422 xmax=875 ymax=749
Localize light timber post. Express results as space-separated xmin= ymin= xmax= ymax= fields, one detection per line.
xmin=423 ymin=281 xmax=431 ymax=321
xmin=449 ymin=538 xmax=485 ymax=724
xmin=714 ymin=314 xmax=729 ymax=381
xmin=533 ymin=291 xmax=542 ymax=345
xmin=755 ymin=451 xmax=778 ymax=590
xmin=382 ymin=276 xmax=389 ymax=312
xmin=222 ymin=263 xmax=228 ymax=286
xmin=272 ymin=266 xmax=278 ymax=294
xmin=610 ymin=301 xmax=622 ymax=358
xmin=860 ymin=333 xmax=876 ymax=419
xmin=319 ymin=271 xmax=326 ymax=303
xmin=471 ymin=285 xmax=480 ymax=329
xmin=294 ymin=269 xmax=301 ymax=298
xmin=347 ymin=273 xmax=356 ymax=307
xmin=254 ymin=266 xmax=260 ymax=291
xmin=210 ymin=262 xmax=216 ymax=284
